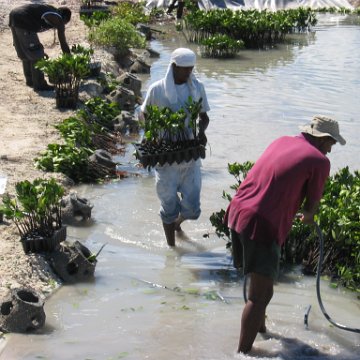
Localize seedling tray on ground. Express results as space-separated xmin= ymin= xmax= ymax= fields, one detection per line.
xmin=134 ymin=141 xmax=206 ymax=168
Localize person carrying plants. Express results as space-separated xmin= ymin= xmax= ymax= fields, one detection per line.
xmin=9 ymin=3 xmax=71 ymax=91
xmin=140 ymin=47 xmax=210 ymax=246
xmin=224 ymin=115 xmax=346 ymax=354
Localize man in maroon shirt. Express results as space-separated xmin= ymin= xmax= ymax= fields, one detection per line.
xmin=225 ymin=115 xmax=346 ymax=353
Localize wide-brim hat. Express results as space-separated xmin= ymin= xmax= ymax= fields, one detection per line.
xmin=299 ymin=115 xmax=346 ymax=145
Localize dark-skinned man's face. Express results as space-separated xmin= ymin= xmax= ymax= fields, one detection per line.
xmin=318 ymin=137 xmax=337 ymax=155
xmin=172 ymin=64 xmax=194 ymax=85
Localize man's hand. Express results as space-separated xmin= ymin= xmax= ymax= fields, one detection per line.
xmin=300 ymin=199 xmax=320 ymax=225
xmin=198 ymin=112 xmax=209 ymax=146
xmin=297 ymin=211 xmax=315 ymax=225
xmin=198 ymin=131 xmax=207 ymax=146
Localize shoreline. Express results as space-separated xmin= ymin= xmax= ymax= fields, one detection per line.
xmin=0 ymin=0 xmax=171 ymax=318
xmin=0 ymin=0 xmax=148 ymax=314
xmin=0 ymin=0 xmax=85 ymax=299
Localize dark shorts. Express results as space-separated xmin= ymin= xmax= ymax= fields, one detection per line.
xmin=231 ymin=230 xmax=280 ymax=280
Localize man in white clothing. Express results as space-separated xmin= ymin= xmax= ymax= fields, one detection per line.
xmin=141 ymin=48 xmax=210 ymax=246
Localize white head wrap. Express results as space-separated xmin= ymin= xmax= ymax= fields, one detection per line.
xmin=164 ymin=48 xmax=198 ymax=105
xmin=170 ymin=48 xmax=196 ymax=67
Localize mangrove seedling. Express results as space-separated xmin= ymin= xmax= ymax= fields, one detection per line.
xmin=36 ymin=51 xmax=91 ymax=107
xmin=1 ymin=178 xmax=64 ymax=240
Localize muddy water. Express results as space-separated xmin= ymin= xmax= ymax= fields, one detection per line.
xmin=2 ymin=14 xmax=360 ymax=360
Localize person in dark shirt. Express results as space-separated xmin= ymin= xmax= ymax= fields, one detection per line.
xmin=9 ymin=4 xmax=71 ymax=91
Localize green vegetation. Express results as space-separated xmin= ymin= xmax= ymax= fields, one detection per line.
xmin=200 ymin=34 xmax=244 ymax=58
xmin=36 ymin=50 xmax=91 ymax=108
xmin=35 ymin=98 xmax=123 ymax=183
xmin=286 ymin=167 xmax=360 ymax=291
xmin=36 ymin=52 xmax=90 ymax=91
xmin=35 ymin=143 xmax=92 ymax=183
xmin=1 ymin=178 xmax=64 ymax=239
xmin=70 ymin=44 xmax=94 ymax=62
xmin=80 ymin=10 xmax=111 ymax=29
xmin=143 ymin=106 xmax=187 ymax=143
xmin=135 ymin=99 xmax=205 ymax=168
xmin=112 ymin=1 xmax=150 ymax=25
xmin=184 ymin=7 xmax=317 ymax=48
xmin=89 ymin=16 xmax=146 ymax=57
xmin=149 ymin=6 xmax=166 ymax=19
xmin=80 ymin=1 xmax=150 ymax=29
xmin=80 ymin=0 xmax=149 ymax=57
xmin=95 ymin=71 xmax=121 ymax=94
xmin=210 ymin=162 xmax=360 ymax=291
xmin=210 ymin=161 xmax=253 ymax=246
xmin=81 ymin=97 xmax=122 ymax=131
xmin=142 ymin=98 xmax=202 ymax=144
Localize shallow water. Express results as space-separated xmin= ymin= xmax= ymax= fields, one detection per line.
xmin=2 ymin=14 xmax=360 ymax=360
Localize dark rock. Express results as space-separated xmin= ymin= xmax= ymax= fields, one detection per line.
xmin=89 ymin=149 xmax=117 ymax=169
xmin=0 ymin=288 xmax=45 ymax=333
xmin=61 ymin=192 xmax=93 ymax=224
xmin=49 ymin=241 xmax=97 ymax=283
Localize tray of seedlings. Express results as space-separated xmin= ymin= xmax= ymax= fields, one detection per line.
xmin=134 ymin=99 xmax=206 ymax=168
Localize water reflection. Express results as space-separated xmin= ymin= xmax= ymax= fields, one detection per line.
xmin=317 ymin=13 xmax=360 ymax=27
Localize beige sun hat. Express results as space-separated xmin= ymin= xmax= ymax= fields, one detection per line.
xmin=299 ymin=115 xmax=346 ymax=145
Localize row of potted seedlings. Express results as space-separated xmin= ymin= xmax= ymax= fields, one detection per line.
xmin=34 ymin=96 xmax=127 ymax=183
xmin=134 ymin=140 xmax=206 ymax=168
xmin=0 ymin=0 xmax=155 ymax=334
xmin=0 ymin=178 xmax=104 ymax=333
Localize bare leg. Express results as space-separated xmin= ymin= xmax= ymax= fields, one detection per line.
xmin=231 ymin=231 xmax=243 ymax=269
xmin=238 ymin=273 xmax=273 ymax=353
xmin=162 ymin=222 xmax=175 ymax=247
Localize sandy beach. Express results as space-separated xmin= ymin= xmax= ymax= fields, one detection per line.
xmin=0 ymin=0 xmax=100 ymax=301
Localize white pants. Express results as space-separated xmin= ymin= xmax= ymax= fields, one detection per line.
xmin=155 ymin=160 xmax=202 ymax=224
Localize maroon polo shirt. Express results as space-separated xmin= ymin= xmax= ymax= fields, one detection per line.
xmin=225 ymin=134 xmax=330 ymax=246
